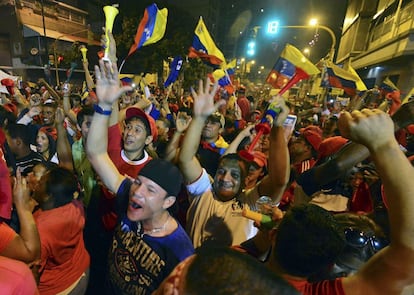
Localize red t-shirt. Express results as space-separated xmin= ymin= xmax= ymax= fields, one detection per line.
xmin=0 ymin=222 xmax=16 ymax=252
xmin=286 ymin=277 xmax=345 ymax=295
xmin=0 ymin=256 xmax=39 ymax=295
xmin=237 ymin=96 xmax=251 ymax=121
xmin=107 ymin=123 xmax=152 ymax=178
xmin=34 ymin=200 xmax=90 ymax=295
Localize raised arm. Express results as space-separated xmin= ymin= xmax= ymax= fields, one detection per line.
xmin=61 ymin=83 xmax=78 ymax=125
xmin=178 ymin=78 xmax=220 ymax=182
xmin=81 ymin=59 xmax=95 ymax=91
xmin=1 ymin=169 xmax=40 ymax=263
xmin=340 ymin=109 xmax=414 ymax=294
xmin=223 ymin=124 xmax=255 ymax=155
xmin=86 ymin=60 xmax=132 ymax=193
xmin=164 ymin=111 xmax=191 ymax=162
xmin=55 ymin=107 xmax=74 ymax=171
xmin=257 ymin=97 xmax=290 ymax=203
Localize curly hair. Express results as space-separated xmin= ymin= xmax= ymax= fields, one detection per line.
xmin=274 ymin=204 xmax=345 ymax=277
xmin=185 ymin=246 xmax=299 ymax=295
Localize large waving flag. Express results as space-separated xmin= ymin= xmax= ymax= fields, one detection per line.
xmin=323 ymin=60 xmax=359 ymax=96
xmin=188 ymin=17 xmax=226 ymax=67
xmin=266 ymin=44 xmax=320 ymax=95
xmin=164 ymin=56 xmax=183 ymax=87
xmin=348 ymin=65 xmax=367 ymax=91
xmin=226 ymin=59 xmax=237 ymax=75
xmin=380 ymin=77 xmax=400 ymax=115
xmin=380 ymin=77 xmax=398 ymax=92
xmin=128 ymin=3 xmax=168 ymax=56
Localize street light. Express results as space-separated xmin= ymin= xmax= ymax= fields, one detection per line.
xmin=53 ymin=26 xmax=91 ymax=86
xmin=264 ymin=19 xmax=337 ymax=61
xmin=280 ymin=24 xmax=336 ymax=61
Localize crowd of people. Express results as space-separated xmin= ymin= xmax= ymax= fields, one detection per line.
xmin=1 ymin=30 xmax=414 ymax=295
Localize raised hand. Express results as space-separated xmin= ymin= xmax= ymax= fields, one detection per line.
xmin=55 ymin=107 xmax=65 ymax=125
xmin=338 ymin=109 xmax=395 ymax=151
xmin=271 ymin=96 xmax=290 ymax=127
xmin=190 ymin=78 xmax=222 ymax=118
xmin=13 ymin=169 xmax=32 ymax=212
xmin=175 ymin=111 xmax=192 ymax=133
xmin=94 ymin=59 xmax=132 ymax=108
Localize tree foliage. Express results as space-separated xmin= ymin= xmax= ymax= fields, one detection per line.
xmin=84 ymin=0 xmax=214 ymax=89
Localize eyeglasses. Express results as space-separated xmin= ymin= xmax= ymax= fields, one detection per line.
xmin=344 ymin=228 xmax=388 ymax=253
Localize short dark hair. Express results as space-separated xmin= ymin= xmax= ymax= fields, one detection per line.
xmin=185 ymin=246 xmax=299 ymax=295
xmin=274 ymin=204 xmax=345 ymax=277
xmin=0 ymin=105 xmax=16 ymax=127
xmin=219 ymin=153 xmax=248 ymax=180
xmin=6 ymin=123 xmax=32 ymax=146
xmin=44 ymin=167 xmax=80 ymax=208
xmin=124 ymin=116 xmax=151 ymax=138
xmin=76 ymin=105 xmax=94 ymax=126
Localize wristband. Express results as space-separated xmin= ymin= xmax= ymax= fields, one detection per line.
xmin=93 ymin=104 xmax=112 ymax=116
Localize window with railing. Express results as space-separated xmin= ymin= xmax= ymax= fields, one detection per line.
xmin=19 ymin=0 xmax=86 ymax=25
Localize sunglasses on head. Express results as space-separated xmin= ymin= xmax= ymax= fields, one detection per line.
xmin=344 ymin=228 xmax=388 ymax=252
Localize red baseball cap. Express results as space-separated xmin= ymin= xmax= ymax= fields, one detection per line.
xmin=251 ymin=151 xmax=268 ymax=168
xmin=125 ymin=107 xmax=158 ymax=142
xmin=318 ymin=136 xmax=348 ymax=159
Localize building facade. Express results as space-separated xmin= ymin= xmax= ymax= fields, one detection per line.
xmin=0 ymin=0 xmax=99 ymax=84
xmin=337 ymin=0 xmax=414 ymax=94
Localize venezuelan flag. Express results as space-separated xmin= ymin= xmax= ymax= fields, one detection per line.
xmin=380 ymin=77 xmax=398 ymax=92
xmin=128 ymin=3 xmax=168 ymax=56
xmin=325 ymin=61 xmax=358 ymax=96
xmin=348 ymin=65 xmax=367 ymax=91
xmin=164 ymin=56 xmax=183 ymax=87
xmin=226 ymin=59 xmax=237 ymax=75
xmin=188 ymin=17 xmax=226 ymax=67
xmin=210 ymin=69 xmax=234 ymax=94
xmin=266 ymin=44 xmax=320 ymax=90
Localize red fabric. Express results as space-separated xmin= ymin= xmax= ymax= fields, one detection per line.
xmin=386 ymin=90 xmax=401 ymax=116
xmin=0 ymin=149 xmax=12 ymax=219
xmin=237 ymin=96 xmax=250 ymax=121
xmin=0 ymin=222 xmax=17 ymax=252
xmin=34 ymin=200 xmax=89 ymax=295
xmin=107 ymin=123 xmax=151 ymax=180
xmin=318 ymin=136 xmax=348 ymax=160
xmin=394 ymin=129 xmax=407 ymax=148
xmin=280 ymin=159 xmax=317 ymax=209
xmin=350 ymin=183 xmax=374 ymax=213
xmin=286 ymin=277 xmax=345 ymax=295
xmin=0 ymin=256 xmax=39 ymax=295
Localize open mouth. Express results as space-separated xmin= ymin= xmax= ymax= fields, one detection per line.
xmin=129 ymin=201 xmax=142 ymax=209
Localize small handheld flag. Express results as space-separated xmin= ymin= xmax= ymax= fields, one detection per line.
xmin=164 ymin=56 xmax=183 ymax=87
xmin=266 ymin=44 xmax=320 ymax=95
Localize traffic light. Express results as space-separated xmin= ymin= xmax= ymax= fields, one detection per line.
xmin=247 ymin=41 xmax=255 ymax=56
xmin=267 ymin=21 xmax=279 ymax=35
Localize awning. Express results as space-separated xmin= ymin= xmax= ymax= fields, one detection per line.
xmin=23 ymin=24 xmax=100 ymax=46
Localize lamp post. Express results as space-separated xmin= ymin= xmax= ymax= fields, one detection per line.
xmin=53 ymin=26 xmax=91 ymax=86
xmin=262 ymin=19 xmax=337 ymax=62
xmin=279 ymin=24 xmax=336 ymax=61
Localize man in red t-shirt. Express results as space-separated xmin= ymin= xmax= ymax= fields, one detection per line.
xmin=236 ymin=86 xmax=251 ymax=122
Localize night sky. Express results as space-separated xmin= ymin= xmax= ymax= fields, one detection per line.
xmin=176 ymin=0 xmax=348 ymax=66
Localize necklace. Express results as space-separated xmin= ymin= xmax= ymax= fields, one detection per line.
xmin=141 ymin=215 xmax=171 ymax=236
